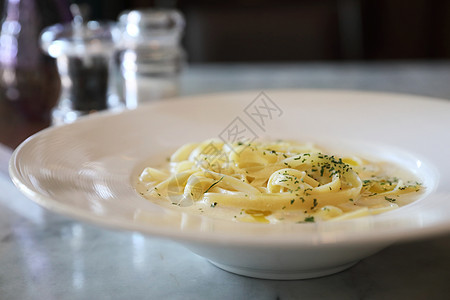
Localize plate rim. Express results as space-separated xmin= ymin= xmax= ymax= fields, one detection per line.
xmin=9 ymin=88 xmax=450 ymax=247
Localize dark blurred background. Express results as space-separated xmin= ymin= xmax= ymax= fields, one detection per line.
xmin=1 ymin=0 xmax=450 ymax=62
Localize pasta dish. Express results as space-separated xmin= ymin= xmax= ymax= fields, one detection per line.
xmin=136 ymin=139 xmax=423 ymax=223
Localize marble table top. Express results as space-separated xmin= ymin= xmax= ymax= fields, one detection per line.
xmin=1 ymin=62 xmax=450 ymax=299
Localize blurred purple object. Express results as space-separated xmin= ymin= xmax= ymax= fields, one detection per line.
xmin=0 ymin=0 xmax=72 ymax=121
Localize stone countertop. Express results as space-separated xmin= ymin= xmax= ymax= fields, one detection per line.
xmin=1 ymin=62 xmax=450 ymax=300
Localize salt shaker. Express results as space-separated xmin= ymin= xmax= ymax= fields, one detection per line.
xmin=117 ymin=9 xmax=185 ymax=109
xmin=40 ymin=21 xmax=119 ymax=125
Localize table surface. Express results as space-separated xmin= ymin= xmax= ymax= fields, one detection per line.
xmin=1 ymin=62 xmax=450 ymax=300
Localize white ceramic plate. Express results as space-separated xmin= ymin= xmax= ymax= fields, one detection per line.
xmin=9 ymin=90 xmax=450 ymax=279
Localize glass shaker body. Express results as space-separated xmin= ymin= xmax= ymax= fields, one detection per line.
xmin=117 ymin=9 xmax=185 ymax=109
xmin=41 ymin=21 xmax=119 ymax=124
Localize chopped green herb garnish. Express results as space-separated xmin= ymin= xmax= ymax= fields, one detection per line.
xmin=304 ymin=216 xmax=315 ymax=222
xmin=384 ymin=196 xmax=396 ymax=202
xmin=204 ymin=176 xmax=225 ymax=193
xmin=311 ymin=198 xmax=318 ymax=209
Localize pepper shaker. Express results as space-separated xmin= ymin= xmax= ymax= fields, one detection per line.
xmin=40 ymin=21 xmax=120 ymax=125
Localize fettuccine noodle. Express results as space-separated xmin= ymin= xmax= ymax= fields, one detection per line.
xmin=137 ymin=139 xmax=423 ymax=223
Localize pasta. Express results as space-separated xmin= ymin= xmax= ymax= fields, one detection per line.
xmin=136 ymin=139 xmax=423 ymax=223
